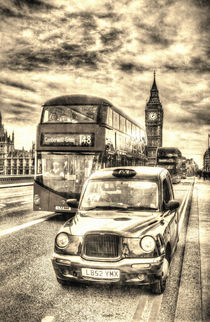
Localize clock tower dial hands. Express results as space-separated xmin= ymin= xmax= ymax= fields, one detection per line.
xmin=148 ymin=112 xmax=157 ymax=121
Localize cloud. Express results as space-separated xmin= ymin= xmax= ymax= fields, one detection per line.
xmin=11 ymin=102 xmax=37 ymax=110
xmin=0 ymin=0 xmax=56 ymax=20
xmin=134 ymin=22 xmax=174 ymax=48
xmin=117 ymin=61 xmax=150 ymax=73
xmin=0 ymin=0 xmax=209 ymax=167
xmin=12 ymin=0 xmax=55 ymax=10
xmin=0 ymin=79 xmax=36 ymax=92
xmin=192 ymin=0 xmax=210 ymax=8
xmin=0 ymin=6 xmax=22 ymax=17
xmin=190 ymin=57 xmax=210 ymax=73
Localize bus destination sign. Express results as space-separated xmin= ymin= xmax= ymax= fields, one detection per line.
xmin=41 ymin=133 xmax=94 ymax=147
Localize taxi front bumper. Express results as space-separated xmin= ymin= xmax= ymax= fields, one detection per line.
xmin=52 ymin=253 xmax=166 ymax=285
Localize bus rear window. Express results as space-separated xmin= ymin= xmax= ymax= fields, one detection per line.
xmin=42 ymin=105 xmax=98 ymax=123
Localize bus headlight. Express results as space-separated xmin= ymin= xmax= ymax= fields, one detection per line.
xmin=56 ymin=233 xmax=69 ymax=248
xmin=34 ymin=194 xmax=40 ymax=206
xmin=140 ymin=236 xmax=156 ymax=253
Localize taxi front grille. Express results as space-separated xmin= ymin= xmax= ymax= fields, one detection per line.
xmin=83 ymin=234 xmax=120 ymax=258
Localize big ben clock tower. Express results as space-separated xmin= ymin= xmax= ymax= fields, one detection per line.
xmin=145 ymin=72 xmax=163 ymax=165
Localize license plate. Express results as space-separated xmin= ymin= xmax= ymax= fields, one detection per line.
xmin=81 ymin=268 xmax=120 ymax=280
xmin=55 ymin=206 xmax=71 ymax=211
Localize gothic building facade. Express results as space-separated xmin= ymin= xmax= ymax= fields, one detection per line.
xmin=0 ymin=112 xmax=35 ymax=175
xmin=145 ymin=72 xmax=163 ymax=165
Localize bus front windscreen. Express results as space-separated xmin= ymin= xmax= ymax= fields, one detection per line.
xmin=36 ymin=152 xmax=100 ymax=197
xmin=42 ymin=105 xmax=98 ymax=123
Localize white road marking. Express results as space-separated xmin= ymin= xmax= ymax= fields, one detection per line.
xmin=41 ymin=316 xmax=55 ymax=322
xmin=178 ymin=182 xmax=193 ymax=235
xmin=0 ymin=213 xmax=54 ymax=237
xmin=1 ymin=198 xmax=31 ymax=204
xmin=148 ymin=294 xmax=163 ymax=322
xmin=132 ymin=295 xmax=148 ymax=322
xmin=0 ymin=182 xmax=33 ymax=189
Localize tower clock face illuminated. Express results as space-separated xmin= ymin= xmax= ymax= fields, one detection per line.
xmin=148 ymin=112 xmax=158 ymax=121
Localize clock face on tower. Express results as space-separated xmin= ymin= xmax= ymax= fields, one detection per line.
xmin=148 ymin=112 xmax=158 ymax=121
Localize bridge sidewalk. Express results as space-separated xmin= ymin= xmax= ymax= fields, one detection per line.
xmin=175 ymin=179 xmax=210 ymax=322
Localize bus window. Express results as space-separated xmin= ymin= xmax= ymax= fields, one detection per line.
xmin=113 ymin=111 xmax=119 ymax=129
xmin=136 ymin=127 xmax=140 ymax=140
xmin=42 ymin=105 xmax=98 ymax=123
xmin=127 ymin=121 xmax=131 ymax=135
xmin=107 ymin=107 xmax=113 ymax=127
xmin=120 ymin=115 xmax=125 ymax=132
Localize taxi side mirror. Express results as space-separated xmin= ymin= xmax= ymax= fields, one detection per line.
xmin=66 ymin=199 xmax=79 ymax=208
xmin=165 ymin=200 xmax=180 ymax=211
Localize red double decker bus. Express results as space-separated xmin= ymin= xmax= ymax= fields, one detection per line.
xmin=33 ymin=95 xmax=147 ymax=213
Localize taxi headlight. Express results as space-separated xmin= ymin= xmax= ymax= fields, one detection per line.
xmin=56 ymin=233 xmax=69 ymax=248
xmin=140 ymin=235 xmax=156 ymax=253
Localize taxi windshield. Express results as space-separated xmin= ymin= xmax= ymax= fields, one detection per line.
xmin=80 ymin=179 xmax=159 ymax=211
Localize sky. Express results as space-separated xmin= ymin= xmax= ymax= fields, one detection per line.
xmin=0 ymin=0 xmax=210 ymax=168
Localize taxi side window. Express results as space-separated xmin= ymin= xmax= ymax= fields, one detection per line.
xmin=163 ymin=179 xmax=171 ymax=204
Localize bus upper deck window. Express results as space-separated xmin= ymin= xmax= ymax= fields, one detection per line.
xmin=43 ymin=105 xmax=98 ymax=123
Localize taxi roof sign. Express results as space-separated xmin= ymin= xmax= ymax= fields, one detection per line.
xmin=112 ymin=168 xmax=137 ymax=178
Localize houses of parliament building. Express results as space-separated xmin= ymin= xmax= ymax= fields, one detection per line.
xmin=0 ymin=112 xmax=35 ymax=175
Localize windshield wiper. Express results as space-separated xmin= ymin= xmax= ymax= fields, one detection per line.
xmin=82 ymin=203 xmax=129 ymax=211
xmin=126 ymin=206 xmax=158 ymax=210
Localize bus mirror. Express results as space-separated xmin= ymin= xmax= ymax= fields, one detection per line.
xmin=165 ymin=200 xmax=180 ymax=211
xmin=66 ymin=199 xmax=79 ymax=208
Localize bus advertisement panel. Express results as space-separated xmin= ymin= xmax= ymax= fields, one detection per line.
xmin=34 ymin=95 xmax=147 ymax=213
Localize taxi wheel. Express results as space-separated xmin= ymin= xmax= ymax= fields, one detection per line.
xmin=56 ymin=277 xmax=70 ymax=286
xmin=151 ymin=256 xmax=169 ymax=294
xmin=151 ymin=277 xmax=166 ymax=294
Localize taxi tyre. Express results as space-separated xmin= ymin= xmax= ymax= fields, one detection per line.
xmin=151 ymin=254 xmax=170 ymax=294
xmin=151 ymin=274 xmax=167 ymax=294
xmin=56 ymin=277 xmax=70 ymax=287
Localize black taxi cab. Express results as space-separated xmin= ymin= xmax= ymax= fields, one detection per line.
xmin=51 ymin=166 xmax=180 ymax=294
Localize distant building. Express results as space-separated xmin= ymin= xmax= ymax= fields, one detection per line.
xmin=203 ymin=134 xmax=210 ymax=171
xmin=186 ymin=158 xmax=199 ymax=176
xmin=0 ymin=112 xmax=35 ymax=175
xmin=145 ymin=72 xmax=163 ymax=165
xmin=203 ymin=149 xmax=210 ymax=171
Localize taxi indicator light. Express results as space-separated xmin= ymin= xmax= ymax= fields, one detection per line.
xmin=112 ymin=168 xmax=136 ymax=178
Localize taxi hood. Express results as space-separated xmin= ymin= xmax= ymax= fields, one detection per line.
xmin=64 ymin=210 xmax=162 ymax=238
